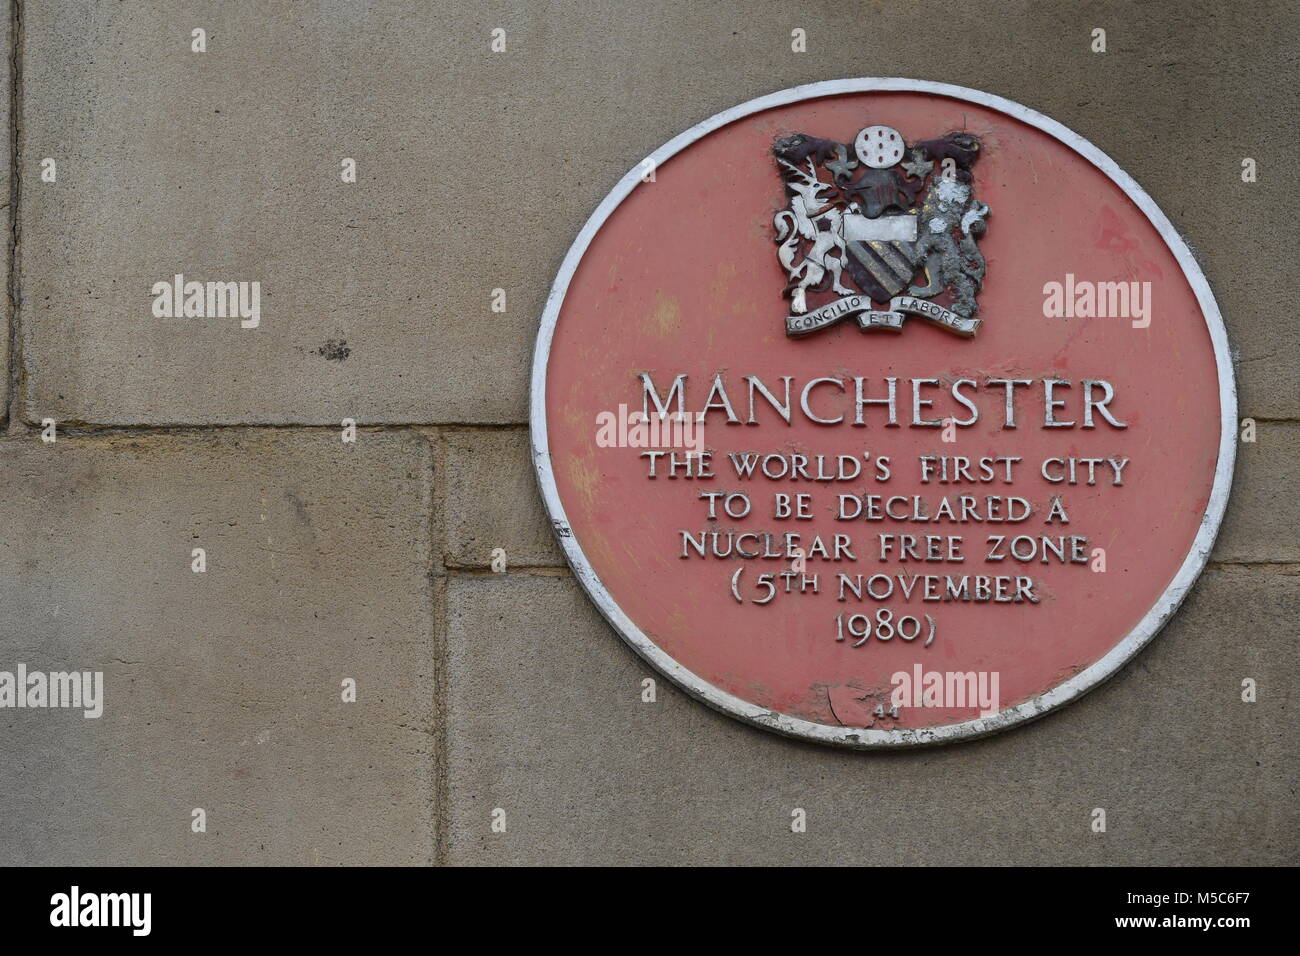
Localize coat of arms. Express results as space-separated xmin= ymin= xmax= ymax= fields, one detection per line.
xmin=773 ymin=125 xmax=989 ymax=337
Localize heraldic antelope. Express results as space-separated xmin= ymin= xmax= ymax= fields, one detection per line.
xmin=773 ymin=157 xmax=854 ymax=308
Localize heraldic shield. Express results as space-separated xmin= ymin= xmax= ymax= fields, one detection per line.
xmin=773 ymin=125 xmax=989 ymax=338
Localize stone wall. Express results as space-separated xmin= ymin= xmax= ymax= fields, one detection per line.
xmin=1 ymin=0 xmax=1295 ymax=865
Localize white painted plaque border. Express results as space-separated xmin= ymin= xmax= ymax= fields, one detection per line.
xmin=529 ymin=78 xmax=1237 ymax=748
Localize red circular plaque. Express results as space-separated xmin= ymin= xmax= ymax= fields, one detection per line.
xmin=531 ymin=80 xmax=1235 ymax=747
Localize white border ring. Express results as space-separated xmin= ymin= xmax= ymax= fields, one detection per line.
xmin=529 ymin=78 xmax=1236 ymax=748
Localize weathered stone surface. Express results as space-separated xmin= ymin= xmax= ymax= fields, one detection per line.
xmin=18 ymin=0 xmax=1297 ymax=424
xmin=0 ymin=5 xmax=11 ymax=424
xmin=1215 ymin=422 xmax=1299 ymax=563
xmin=0 ymin=430 xmax=435 ymax=864
xmin=4 ymin=0 xmax=1294 ymax=868
xmin=441 ymin=428 xmax=561 ymax=568
xmin=445 ymin=570 xmax=1296 ymax=865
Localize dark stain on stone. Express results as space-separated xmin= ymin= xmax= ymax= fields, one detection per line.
xmin=284 ymin=490 xmax=312 ymax=527
xmin=315 ymin=339 xmax=351 ymax=362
